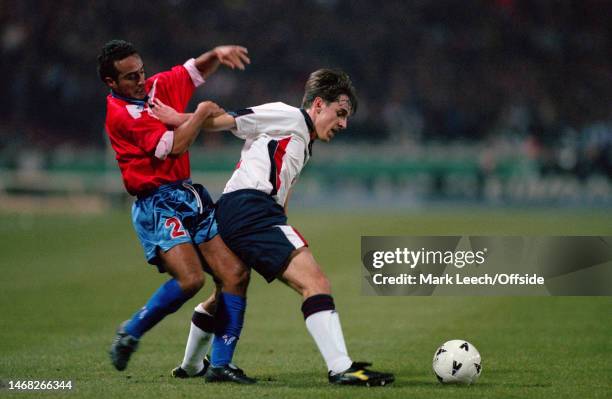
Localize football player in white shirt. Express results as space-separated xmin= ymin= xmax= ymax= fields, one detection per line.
xmin=153 ymin=69 xmax=394 ymax=386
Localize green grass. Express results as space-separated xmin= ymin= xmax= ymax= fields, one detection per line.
xmin=1 ymin=209 xmax=611 ymax=398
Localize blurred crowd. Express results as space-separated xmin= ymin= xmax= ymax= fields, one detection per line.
xmin=0 ymin=0 xmax=610 ymax=177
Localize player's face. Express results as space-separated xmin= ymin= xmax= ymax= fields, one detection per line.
xmin=313 ymin=95 xmax=351 ymax=142
xmin=107 ymin=55 xmax=147 ymax=100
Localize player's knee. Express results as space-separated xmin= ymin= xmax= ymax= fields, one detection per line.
xmin=224 ymin=267 xmax=250 ymax=295
xmin=314 ymin=274 xmax=331 ymax=295
xmin=303 ymin=274 xmax=331 ymax=297
xmin=181 ymin=272 xmax=205 ymax=296
xmin=237 ymin=268 xmax=250 ymax=290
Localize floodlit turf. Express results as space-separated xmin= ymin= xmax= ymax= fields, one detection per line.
xmin=1 ymin=209 xmax=611 ymax=398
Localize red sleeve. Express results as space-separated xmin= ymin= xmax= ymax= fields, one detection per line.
xmin=148 ymin=65 xmax=195 ymax=113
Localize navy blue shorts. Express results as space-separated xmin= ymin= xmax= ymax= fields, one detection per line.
xmin=215 ymin=189 xmax=308 ymax=282
xmin=132 ymin=180 xmax=218 ymax=271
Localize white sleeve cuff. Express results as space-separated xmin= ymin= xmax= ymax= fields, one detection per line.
xmin=231 ymin=116 xmax=255 ymax=139
xmin=155 ymin=131 xmax=174 ymax=160
xmin=183 ymin=58 xmax=205 ymax=87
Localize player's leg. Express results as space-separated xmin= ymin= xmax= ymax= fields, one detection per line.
xmin=279 ymin=247 xmax=352 ymax=373
xmin=111 ymin=243 xmax=205 ymax=371
xmin=174 ymin=282 xmax=251 ymax=380
xmin=279 ymin=247 xmax=331 ymax=296
xmin=197 ymin=236 xmax=254 ymax=384
xmin=279 ymin=247 xmax=394 ymax=386
xmin=199 ymin=235 xmax=250 ymax=296
xmin=125 ymin=243 xmax=205 ymax=337
xmin=173 ymin=284 xmax=220 ymax=378
xmin=172 ymin=183 xmax=253 ymax=383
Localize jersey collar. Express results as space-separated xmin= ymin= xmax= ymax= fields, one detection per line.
xmin=110 ymin=90 xmax=149 ymax=107
xmin=300 ymin=109 xmax=316 ymax=156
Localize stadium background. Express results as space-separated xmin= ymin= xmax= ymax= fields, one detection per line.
xmin=0 ymin=0 xmax=610 ymax=208
xmin=1 ymin=1 xmax=610 ymax=398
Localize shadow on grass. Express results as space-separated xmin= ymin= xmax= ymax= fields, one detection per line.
xmin=244 ymin=371 xmax=392 ymax=389
xmin=397 ymin=378 xmax=551 ymax=389
xmin=157 ymin=369 xmax=553 ymax=391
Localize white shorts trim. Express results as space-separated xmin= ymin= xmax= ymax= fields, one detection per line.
xmin=276 ymin=225 xmax=306 ymax=249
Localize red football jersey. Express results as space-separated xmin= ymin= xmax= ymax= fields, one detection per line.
xmin=104 ymin=60 xmax=202 ymax=196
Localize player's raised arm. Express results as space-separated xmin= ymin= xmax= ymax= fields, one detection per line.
xmin=194 ymin=45 xmax=250 ymax=79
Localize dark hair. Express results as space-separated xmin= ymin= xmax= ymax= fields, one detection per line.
xmin=97 ymin=40 xmax=139 ymax=83
xmin=301 ymin=69 xmax=358 ymax=114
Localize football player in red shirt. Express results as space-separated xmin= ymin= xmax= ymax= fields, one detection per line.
xmin=98 ymin=40 xmax=254 ymax=383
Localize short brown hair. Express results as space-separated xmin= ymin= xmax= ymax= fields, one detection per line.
xmin=301 ymin=69 xmax=358 ymax=114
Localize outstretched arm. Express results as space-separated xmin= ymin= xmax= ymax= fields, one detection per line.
xmin=201 ymin=113 xmax=236 ymax=131
xmin=194 ymin=45 xmax=250 ymax=79
xmin=150 ymin=98 xmax=235 ymax=132
xmin=170 ymin=101 xmax=224 ymax=155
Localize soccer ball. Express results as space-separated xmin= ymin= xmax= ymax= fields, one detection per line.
xmin=432 ymin=339 xmax=482 ymax=384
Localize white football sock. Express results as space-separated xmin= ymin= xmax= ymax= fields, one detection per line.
xmin=180 ymin=304 xmax=213 ymax=376
xmin=305 ymin=310 xmax=353 ymax=374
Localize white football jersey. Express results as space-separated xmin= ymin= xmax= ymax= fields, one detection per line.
xmin=224 ymin=102 xmax=315 ymax=207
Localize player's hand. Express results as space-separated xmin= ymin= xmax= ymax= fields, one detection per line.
xmin=210 ymin=106 xmax=226 ymax=117
xmin=196 ymin=101 xmax=224 ymax=118
xmin=149 ymin=98 xmax=184 ymax=126
xmin=214 ymin=45 xmax=250 ymax=70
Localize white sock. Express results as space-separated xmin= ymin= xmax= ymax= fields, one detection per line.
xmin=180 ymin=304 xmax=213 ymax=375
xmin=305 ymin=310 xmax=353 ymax=374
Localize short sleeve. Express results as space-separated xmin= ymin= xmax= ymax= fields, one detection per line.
xmin=230 ymin=108 xmax=257 ymax=139
xmin=230 ymin=103 xmax=304 ymax=140
xmin=147 ymin=65 xmax=195 ymax=113
xmin=182 ymin=58 xmax=205 ymax=87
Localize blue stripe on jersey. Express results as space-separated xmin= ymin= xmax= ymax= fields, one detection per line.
xmin=300 ymin=109 xmax=315 ymax=134
xmin=300 ymin=109 xmax=315 ymax=156
xmin=228 ymin=108 xmax=254 ymax=117
xmin=267 ymin=140 xmax=279 ymax=196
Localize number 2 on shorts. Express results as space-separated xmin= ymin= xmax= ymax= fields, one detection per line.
xmin=165 ymin=217 xmax=187 ymax=238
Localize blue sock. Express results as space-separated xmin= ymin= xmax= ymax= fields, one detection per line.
xmin=210 ymin=292 xmax=246 ymax=367
xmin=124 ymin=279 xmax=192 ymax=339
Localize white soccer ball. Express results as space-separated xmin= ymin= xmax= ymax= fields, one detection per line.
xmin=432 ymin=339 xmax=482 ymax=384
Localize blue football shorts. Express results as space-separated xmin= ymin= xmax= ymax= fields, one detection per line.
xmin=131 ymin=180 xmax=218 ymax=271
xmin=215 ymin=189 xmax=308 ymax=282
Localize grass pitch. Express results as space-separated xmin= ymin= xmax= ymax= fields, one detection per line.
xmin=1 ymin=209 xmax=610 ymax=398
